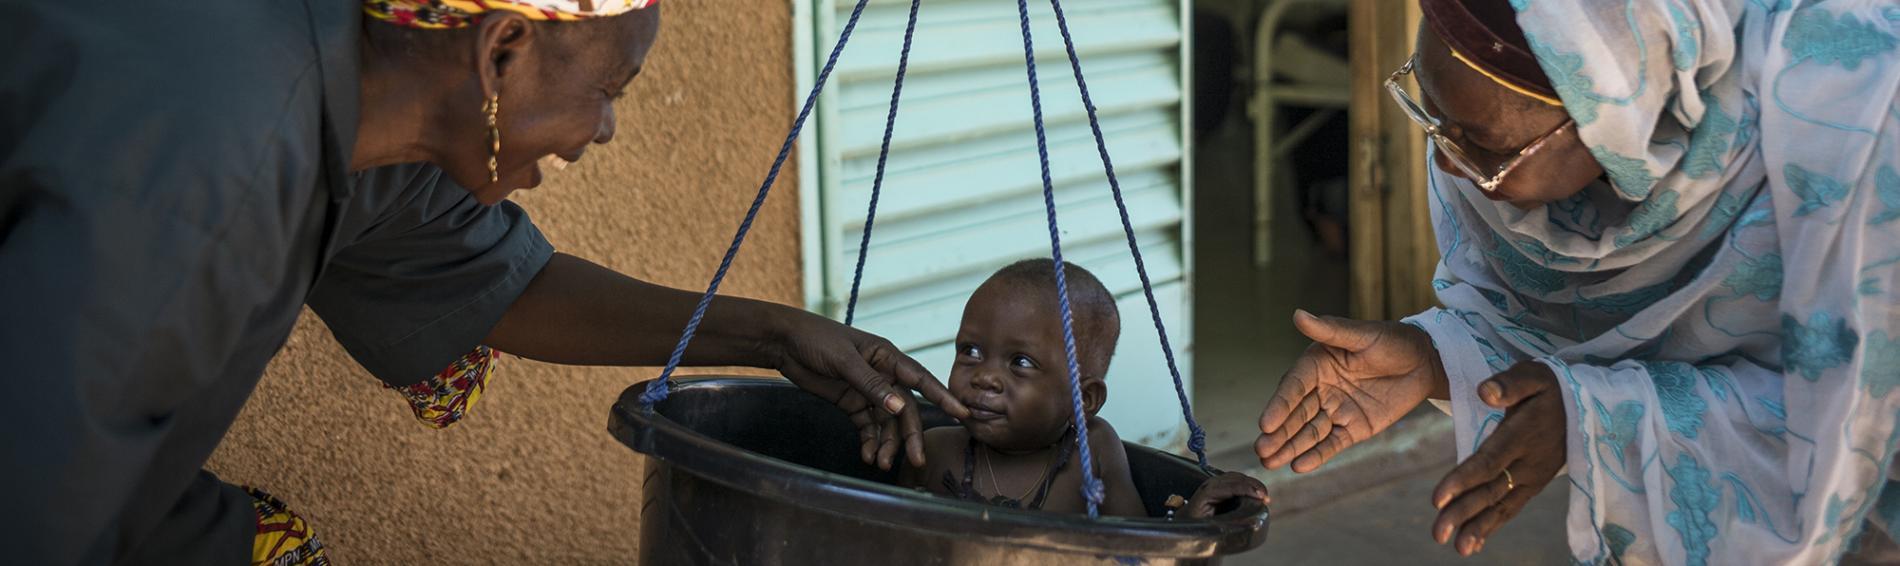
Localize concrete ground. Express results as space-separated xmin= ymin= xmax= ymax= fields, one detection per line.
xmin=1188 ymin=98 xmax=1570 ymax=564
xmin=1228 ymin=466 xmax=1573 ymax=565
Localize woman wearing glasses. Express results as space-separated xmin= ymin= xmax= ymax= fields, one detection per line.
xmin=1255 ymin=0 xmax=1900 ymax=562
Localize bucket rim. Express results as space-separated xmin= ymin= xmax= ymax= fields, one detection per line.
xmin=609 ymin=377 xmax=1269 ymax=558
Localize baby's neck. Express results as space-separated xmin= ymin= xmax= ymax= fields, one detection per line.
xmin=980 ymin=441 xmax=1059 ymax=459
xmin=972 ymin=426 xmax=1074 ymax=460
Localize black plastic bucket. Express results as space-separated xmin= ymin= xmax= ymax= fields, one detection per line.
xmin=609 ymin=377 xmax=1268 ymax=565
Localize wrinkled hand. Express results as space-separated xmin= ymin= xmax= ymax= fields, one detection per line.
xmin=1185 ymin=472 xmax=1269 ymax=519
xmin=1431 ymin=361 xmax=1566 ymax=557
xmin=1256 ymin=310 xmax=1448 ymax=473
xmin=772 ymin=312 xmax=969 ymax=471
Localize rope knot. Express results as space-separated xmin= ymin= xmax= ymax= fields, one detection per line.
xmin=1082 ymin=474 xmax=1107 ymax=505
xmin=638 ymin=379 xmax=671 ymax=405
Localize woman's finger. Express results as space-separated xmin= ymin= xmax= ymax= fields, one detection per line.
xmin=859 ymin=419 xmax=881 ymax=465
xmin=1265 ymin=408 xmax=1332 ymax=469
xmin=863 ymin=337 xmax=969 ymax=419
xmin=1259 ymin=355 xmax=1325 ymax=436
xmin=876 ymin=417 xmax=900 ymax=471
xmin=786 ymin=357 xmax=882 ymax=423
xmin=1433 ymin=409 xmax=1529 ymax=509
xmin=1432 ymin=466 xmax=1513 ymax=545
xmin=1290 ymin=424 xmax=1357 ymax=473
xmin=1454 ymin=473 xmax=1540 ymax=556
xmin=1433 ymin=444 xmax=1511 ymax=510
xmin=896 ymin=391 xmax=928 ymax=468
xmin=1291 ymin=309 xmax=1385 ymax=353
xmin=835 ymin=352 xmax=905 ymax=416
xmin=1479 ymin=362 xmax=1557 ymax=409
xmin=1256 ymin=390 xmax=1321 ymax=461
xmin=904 ymin=426 xmax=925 ymax=469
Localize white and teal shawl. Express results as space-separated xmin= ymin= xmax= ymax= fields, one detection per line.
xmin=1404 ymin=1 xmax=1900 ymax=563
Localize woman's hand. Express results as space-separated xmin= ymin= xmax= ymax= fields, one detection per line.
xmin=769 ymin=310 xmax=969 ymax=471
xmin=1184 ymin=472 xmax=1270 ymax=519
xmin=1430 ymin=361 xmax=1566 ymax=557
xmin=1256 ymin=310 xmax=1448 ymax=473
xmin=488 ymin=254 xmax=967 ymax=471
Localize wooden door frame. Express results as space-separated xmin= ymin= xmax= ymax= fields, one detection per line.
xmin=1347 ymin=0 xmax=1436 ymax=321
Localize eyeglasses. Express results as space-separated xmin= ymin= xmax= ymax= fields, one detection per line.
xmin=1385 ymin=54 xmax=1574 ymax=192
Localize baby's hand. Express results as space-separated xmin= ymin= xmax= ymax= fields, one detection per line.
xmin=1184 ymin=472 xmax=1268 ymax=519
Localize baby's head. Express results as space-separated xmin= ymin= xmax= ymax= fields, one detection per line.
xmin=950 ymin=259 xmax=1120 ymax=451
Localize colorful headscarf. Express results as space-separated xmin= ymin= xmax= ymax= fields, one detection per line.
xmin=365 ymin=0 xmax=656 ymax=29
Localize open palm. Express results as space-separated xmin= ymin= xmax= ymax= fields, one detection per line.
xmin=1255 ymin=310 xmax=1447 ymax=472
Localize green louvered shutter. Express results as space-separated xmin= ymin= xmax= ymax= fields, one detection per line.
xmin=800 ymin=0 xmax=1193 ymax=448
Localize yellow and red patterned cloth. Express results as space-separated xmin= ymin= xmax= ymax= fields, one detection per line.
xmin=365 ymin=0 xmax=658 ymax=29
xmin=247 ymin=488 xmax=329 ymax=566
xmin=249 ymin=345 xmax=502 ymax=563
xmin=388 ymin=345 xmax=500 ymax=429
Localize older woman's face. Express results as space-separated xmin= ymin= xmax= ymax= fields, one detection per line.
xmin=456 ymin=9 xmax=662 ymax=204
xmin=1413 ymin=23 xmax=1602 ymax=208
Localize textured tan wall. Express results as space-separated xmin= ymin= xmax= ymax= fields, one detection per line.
xmin=205 ymin=2 xmax=801 ymax=563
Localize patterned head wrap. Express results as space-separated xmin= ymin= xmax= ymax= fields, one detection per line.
xmin=365 ymin=0 xmax=657 ymax=29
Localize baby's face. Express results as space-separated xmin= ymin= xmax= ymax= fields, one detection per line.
xmin=948 ymin=280 xmax=1091 ymax=452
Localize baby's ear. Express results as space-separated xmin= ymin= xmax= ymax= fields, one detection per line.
xmin=1082 ymin=378 xmax=1107 ymax=416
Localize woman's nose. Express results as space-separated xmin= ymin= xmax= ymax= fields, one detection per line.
xmin=595 ymin=103 xmax=617 ymax=144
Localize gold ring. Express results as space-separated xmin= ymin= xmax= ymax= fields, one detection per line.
xmin=1502 ymin=468 xmax=1516 ymax=491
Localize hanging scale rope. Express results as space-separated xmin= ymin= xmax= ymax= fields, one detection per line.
xmin=640 ymin=0 xmax=1211 ymax=520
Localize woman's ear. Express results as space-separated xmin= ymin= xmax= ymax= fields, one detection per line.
xmin=1082 ymin=378 xmax=1107 ymax=416
xmin=471 ymin=12 xmax=538 ymax=99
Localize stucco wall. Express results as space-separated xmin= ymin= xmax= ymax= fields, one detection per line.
xmin=205 ymin=2 xmax=801 ymax=562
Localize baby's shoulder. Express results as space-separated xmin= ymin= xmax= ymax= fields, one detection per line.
xmin=1083 ymin=416 xmax=1134 ymax=467
xmin=1085 ymin=416 xmax=1125 ymax=445
xmin=923 ymin=427 xmax=972 ymax=444
xmin=921 ymin=426 xmax=970 ymax=463
xmin=923 ymin=424 xmax=969 ymax=445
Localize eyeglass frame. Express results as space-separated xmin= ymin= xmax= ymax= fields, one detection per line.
xmin=1384 ymin=54 xmax=1575 ymax=192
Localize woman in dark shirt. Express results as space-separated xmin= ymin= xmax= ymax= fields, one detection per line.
xmin=0 ymin=1 xmax=964 ymax=563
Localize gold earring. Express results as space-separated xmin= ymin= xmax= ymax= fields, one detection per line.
xmin=482 ymin=93 xmax=500 ymax=183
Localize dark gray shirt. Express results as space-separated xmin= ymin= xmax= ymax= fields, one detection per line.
xmin=0 ymin=1 xmax=553 ymax=563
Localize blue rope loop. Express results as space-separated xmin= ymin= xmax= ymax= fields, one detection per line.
xmin=1043 ymin=0 xmax=1209 ymax=472
xmin=1015 ymin=0 xmax=1104 ymax=519
xmin=639 ymin=0 xmax=878 ymax=406
xmin=844 ymin=0 xmax=923 ymax=327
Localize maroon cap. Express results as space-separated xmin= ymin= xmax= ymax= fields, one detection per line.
xmin=1419 ymin=0 xmax=1560 ymax=104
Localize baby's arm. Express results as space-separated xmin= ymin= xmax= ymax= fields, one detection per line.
xmin=1086 ymin=417 xmax=1148 ymax=517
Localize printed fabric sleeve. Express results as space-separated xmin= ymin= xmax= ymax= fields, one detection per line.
xmin=1403 ymin=304 xmax=1527 ymax=459
xmin=388 ymin=345 xmax=499 ymax=429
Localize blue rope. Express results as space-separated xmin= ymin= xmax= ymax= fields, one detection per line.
xmin=843 ymin=0 xmax=922 ymax=326
xmin=1015 ymin=0 xmax=1104 ymax=518
xmin=1044 ymin=0 xmax=1209 ymax=472
xmin=646 ymin=0 xmax=1206 ymax=525
xmin=640 ymin=0 xmax=877 ymax=405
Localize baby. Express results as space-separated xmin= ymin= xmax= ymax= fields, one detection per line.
xmin=899 ymin=259 xmax=1266 ymax=518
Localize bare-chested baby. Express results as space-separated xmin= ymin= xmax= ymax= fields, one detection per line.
xmin=898 ymin=259 xmax=1266 ymax=517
